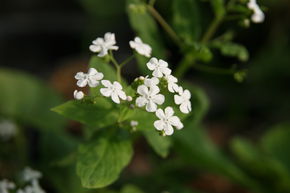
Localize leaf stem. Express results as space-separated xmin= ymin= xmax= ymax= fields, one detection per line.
xmin=148 ymin=0 xmax=157 ymax=6
xmin=147 ymin=5 xmax=182 ymax=48
xmin=109 ymin=51 xmax=122 ymax=83
xmin=174 ymin=53 xmax=195 ymax=78
xmin=120 ymin=55 xmax=135 ymax=67
xmin=201 ymin=17 xmax=223 ymax=44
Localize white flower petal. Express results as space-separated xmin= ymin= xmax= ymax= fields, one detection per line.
xmin=100 ymin=88 xmax=112 ymax=97
xmin=118 ymin=90 xmax=127 ymax=100
xmin=152 ymin=94 xmax=165 ymax=105
xmin=146 ymin=100 xmax=157 ymax=112
xmin=180 ymin=102 xmax=190 ymax=114
xmin=137 ymin=85 xmax=149 ymax=96
xmin=174 ymin=95 xmax=183 ymax=105
xmin=164 ymin=124 xmax=174 ymax=136
xmin=75 ymin=72 xmax=85 ymax=80
xmin=113 ymin=81 xmax=122 ymax=89
xmin=165 ymin=107 xmax=174 ymax=117
xmin=155 ymin=109 xmax=165 ymax=119
xmin=149 ymin=85 xmax=160 ymax=96
xmin=152 ymin=69 xmax=163 ymax=78
xmin=111 ymin=92 xmax=120 ymax=104
xmin=136 ymin=96 xmax=147 ymax=107
xmin=77 ymin=79 xmax=88 ymax=87
xmin=101 ymin=80 xmax=112 ymax=87
xmin=154 ymin=120 xmax=165 ymax=131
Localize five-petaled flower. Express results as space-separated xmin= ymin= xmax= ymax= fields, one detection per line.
xmin=174 ymin=87 xmax=192 ymax=114
xmin=147 ymin=57 xmax=172 ymax=78
xmin=100 ymin=80 xmax=127 ymax=104
xmin=136 ymin=84 xmax=165 ymax=112
xmin=154 ymin=107 xmax=183 ymax=136
xmin=247 ymin=0 xmax=264 ymax=23
xmin=129 ymin=37 xmax=152 ymax=57
xmin=75 ymin=68 xmax=104 ymax=88
xmin=73 ymin=90 xmax=84 ymax=100
xmin=89 ymin=32 xmax=119 ymax=57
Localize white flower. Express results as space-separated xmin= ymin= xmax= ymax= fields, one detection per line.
xmin=247 ymin=0 xmax=265 ymax=23
xmin=130 ymin=120 xmax=138 ymax=127
xmin=0 ymin=179 xmax=15 ymax=193
xmin=75 ymin=68 xmax=104 ymax=88
xmin=164 ymin=75 xmax=179 ymax=93
xmin=0 ymin=120 xmax=17 ymax=141
xmin=136 ymin=85 xmax=164 ymax=112
xmin=174 ymin=87 xmax=192 ymax=114
xmin=100 ymin=80 xmax=127 ymax=104
xmin=129 ymin=37 xmax=152 ymax=57
xmin=22 ymin=167 xmax=42 ymax=182
xmin=89 ymin=32 xmax=119 ymax=57
xmin=73 ymin=90 xmax=84 ymax=100
xmin=144 ymin=76 xmax=159 ymax=87
xmin=154 ymin=107 xmax=183 ymax=136
xmin=147 ymin=58 xmax=172 ymax=78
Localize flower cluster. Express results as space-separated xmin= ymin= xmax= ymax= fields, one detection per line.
xmin=0 ymin=167 xmax=45 ymax=193
xmin=247 ymin=0 xmax=265 ymax=23
xmin=73 ymin=33 xmax=192 ymax=136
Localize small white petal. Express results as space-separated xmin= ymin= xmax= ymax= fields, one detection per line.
xmin=174 ymin=95 xmax=183 ymax=105
xmin=136 ymin=97 xmax=147 ymax=107
xmin=77 ymin=79 xmax=88 ymax=87
xmin=73 ymin=90 xmax=84 ymax=100
xmin=111 ymin=92 xmax=120 ymax=104
xmin=137 ymin=85 xmax=149 ymax=96
xmin=75 ymin=72 xmax=85 ymax=80
xmin=118 ymin=90 xmax=127 ymax=100
xmin=155 ymin=109 xmax=165 ymax=119
xmin=152 ymin=94 xmax=165 ymax=105
xmin=165 ymin=107 xmax=174 ymax=117
xmin=154 ymin=120 xmax=165 ymax=131
xmin=101 ymin=80 xmax=112 ymax=87
xmin=164 ymin=124 xmax=174 ymax=136
xmin=113 ymin=81 xmax=122 ymax=89
xmin=146 ymin=100 xmax=157 ymax=112
xmin=100 ymin=88 xmax=112 ymax=97
xmin=180 ymin=102 xmax=190 ymax=114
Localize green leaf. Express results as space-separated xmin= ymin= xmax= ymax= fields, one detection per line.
xmin=52 ymin=98 xmax=118 ymax=128
xmin=77 ymin=131 xmax=133 ymax=188
xmin=126 ymin=0 xmax=166 ymax=74
xmin=230 ymin=138 xmax=290 ymax=192
xmin=142 ymin=129 xmax=172 ymax=158
xmin=172 ymin=0 xmax=201 ymax=45
xmin=211 ymin=41 xmax=249 ymax=62
xmin=210 ymin=0 xmax=226 ymax=19
xmin=261 ymin=123 xmax=290 ymax=173
xmin=0 ymin=68 xmax=65 ymax=131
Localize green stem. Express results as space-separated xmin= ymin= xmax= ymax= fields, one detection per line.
xmin=147 ymin=5 xmax=182 ymax=48
xmin=174 ymin=53 xmax=195 ymax=78
xmin=201 ymin=17 xmax=223 ymax=44
xmin=109 ymin=51 xmax=122 ymax=82
xmin=148 ymin=0 xmax=156 ymax=6
xmin=120 ymin=55 xmax=135 ymax=67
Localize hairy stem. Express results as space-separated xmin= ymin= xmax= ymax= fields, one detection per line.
xmin=147 ymin=5 xmax=182 ymax=48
